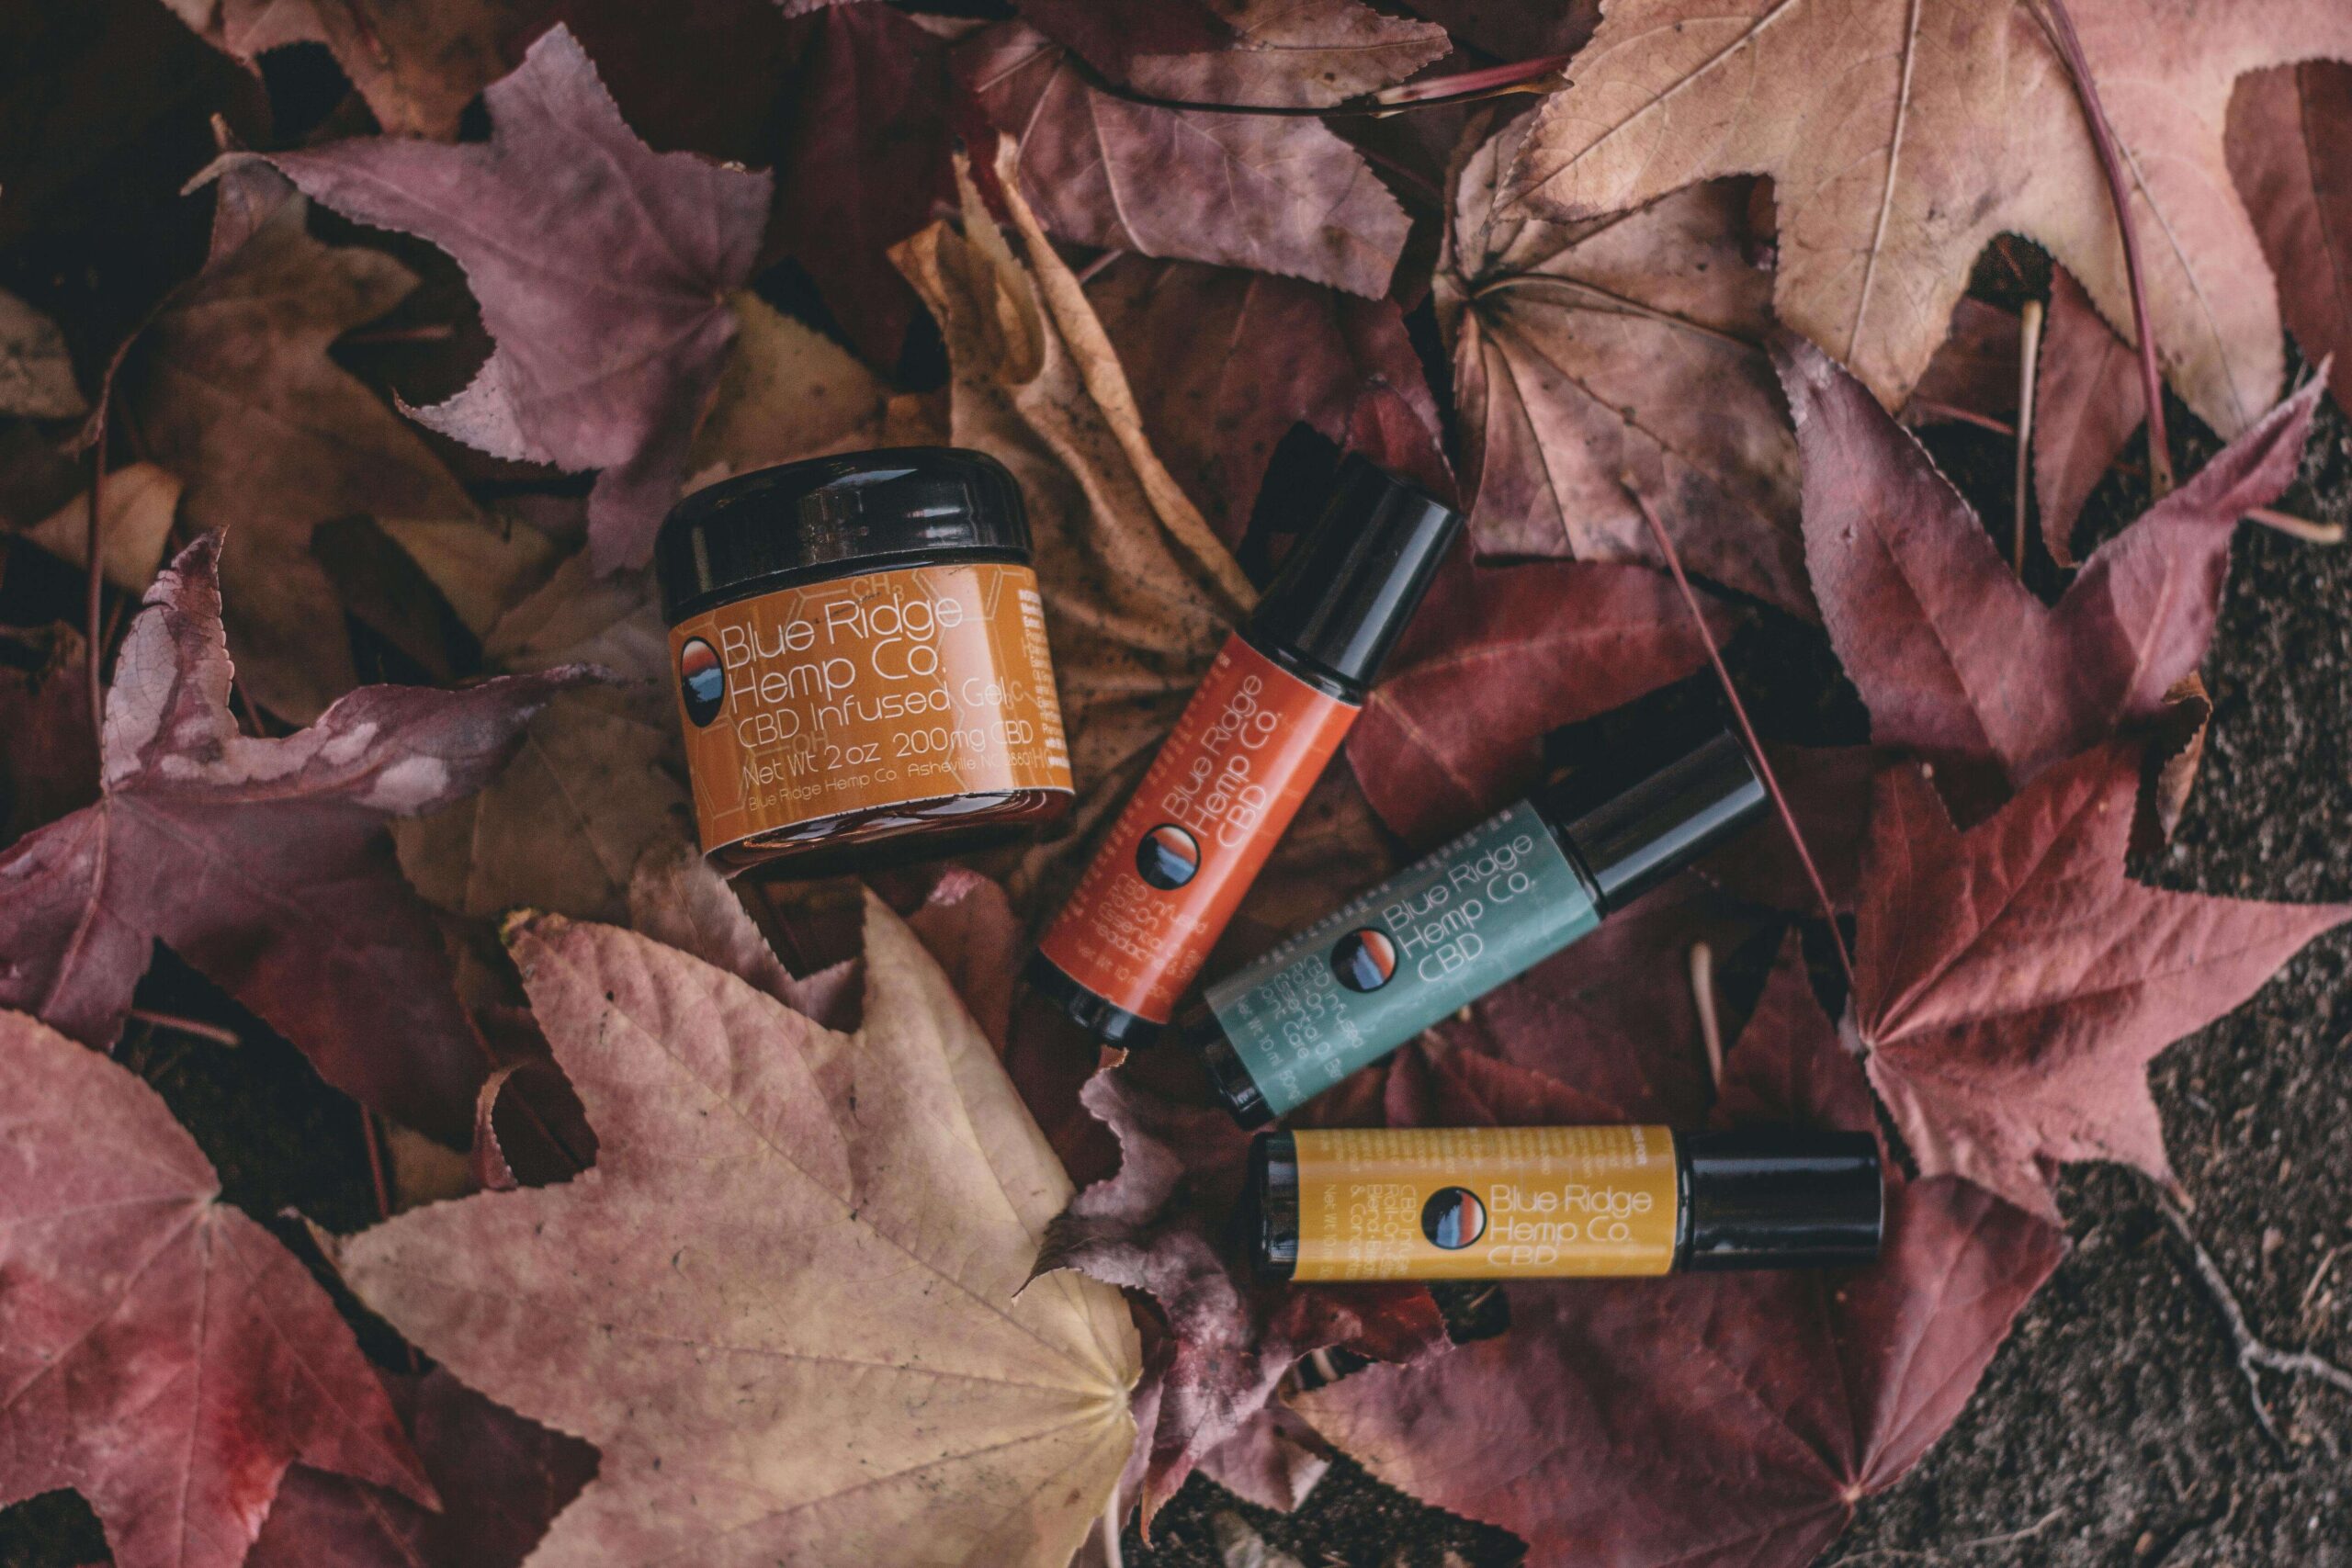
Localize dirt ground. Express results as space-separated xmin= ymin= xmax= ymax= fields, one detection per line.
xmin=6 ymin=364 xmax=2348 ymax=1568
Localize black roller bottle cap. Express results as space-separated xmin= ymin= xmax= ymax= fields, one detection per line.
xmin=1679 ymin=1128 xmax=1883 ymax=1271
xmin=1556 ymin=728 xmax=1768 ymax=913
xmin=1249 ymin=455 xmax=1462 ymax=693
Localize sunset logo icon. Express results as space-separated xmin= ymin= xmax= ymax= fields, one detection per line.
xmin=1330 ymin=928 xmax=1398 ymax=993
xmin=1135 ymin=824 xmax=1201 ymax=890
xmin=1420 ymin=1187 xmax=1487 ymax=1250
xmin=678 ymin=637 xmax=725 ymax=726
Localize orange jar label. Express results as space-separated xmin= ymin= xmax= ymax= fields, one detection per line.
xmin=1036 ymin=635 xmax=1357 ymax=1025
xmin=669 ymin=561 xmax=1070 ymax=856
xmin=1289 ymin=1126 xmax=1680 ymax=1281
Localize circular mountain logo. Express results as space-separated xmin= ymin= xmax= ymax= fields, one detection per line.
xmin=678 ymin=637 xmax=725 ymax=727
xmin=1135 ymin=824 xmax=1201 ymax=890
xmin=1420 ymin=1187 xmax=1487 ymax=1250
xmin=1330 ymin=928 xmax=1398 ymax=993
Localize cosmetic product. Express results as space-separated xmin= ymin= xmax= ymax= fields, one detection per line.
xmin=657 ymin=448 xmax=1073 ymax=877
xmin=1184 ymin=727 xmax=1766 ymax=1126
xmin=1029 ymin=457 xmax=1463 ymax=1047
xmin=1249 ymin=1125 xmax=1883 ymax=1281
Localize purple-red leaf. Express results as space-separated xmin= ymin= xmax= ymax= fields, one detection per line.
xmin=2229 ymin=61 xmax=2352 ymax=416
xmin=1014 ymin=0 xmax=1447 ymax=109
xmin=2033 ymin=267 xmax=2145 ymax=566
xmin=271 ymin=26 xmax=772 ymax=570
xmin=0 ymin=536 xmax=591 ymax=1141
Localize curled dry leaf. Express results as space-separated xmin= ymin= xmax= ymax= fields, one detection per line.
xmin=1013 ymin=0 xmax=1449 ymax=109
xmin=248 ymin=1369 xmax=597 ymax=1568
xmin=959 ymin=22 xmax=1413 ymax=301
xmin=1035 ymin=1071 xmax=1446 ymax=1524
xmin=891 ymin=149 xmax=1253 ymax=911
xmin=0 ymin=536 xmax=594 ymax=1141
xmin=1781 ymin=335 xmax=2321 ymax=801
xmin=0 ymin=287 xmax=84 ymax=417
xmin=1346 ymin=549 xmax=1730 ymax=845
xmin=0 ymin=1009 xmax=431 ymax=1568
xmin=122 ymin=189 xmax=480 ymax=721
xmin=1087 ymin=254 xmax=1452 ymax=548
xmin=1442 ymin=111 xmax=1807 ymax=615
xmin=326 ymin=903 xmax=1140 ymax=1567
xmin=1851 ymin=743 xmax=2352 ymax=1220
xmin=2229 ymin=60 xmax=2352 ymax=415
xmin=1299 ymin=942 xmax=2066 ymax=1566
xmin=272 ymin=26 xmax=772 ymax=571
xmin=1507 ymin=0 xmax=2352 ymax=440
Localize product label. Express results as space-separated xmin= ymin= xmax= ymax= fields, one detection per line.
xmin=1289 ymin=1126 xmax=1679 ymax=1281
xmin=669 ymin=562 xmax=1070 ymax=853
xmin=1036 ymin=635 xmax=1357 ymax=1025
xmin=1206 ymin=802 xmax=1600 ymax=1118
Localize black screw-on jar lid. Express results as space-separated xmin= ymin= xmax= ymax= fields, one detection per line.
xmin=1249 ymin=455 xmax=1463 ymax=692
xmin=655 ymin=447 xmax=1032 ymax=624
xmin=1679 ymin=1128 xmax=1883 ymax=1271
xmin=1554 ymin=726 xmax=1768 ymax=914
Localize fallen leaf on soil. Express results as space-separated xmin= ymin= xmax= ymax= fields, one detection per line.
xmin=893 ymin=149 xmax=1254 ymax=911
xmin=2034 ymin=266 xmax=2144 ymax=565
xmin=0 ymin=625 xmax=97 ymax=842
xmin=960 ymin=21 xmax=1412 ymax=300
xmin=1087 ymin=254 xmax=1451 ymax=547
xmin=325 ymin=901 xmax=1140 ymax=1566
xmin=2229 ymin=61 xmax=2352 ymax=416
xmin=1301 ymin=941 xmax=2066 ymax=1566
xmin=1852 ymin=743 xmax=2352 ymax=1219
xmin=1442 ymin=111 xmax=1807 ymax=615
xmin=19 ymin=461 xmax=181 ymax=592
xmin=0 ymin=535 xmax=593 ymax=1141
xmin=1014 ymin=0 xmax=1448 ymax=108
xmin=0 ymin=1008 xmax=431 ymax=1568
xmin=1781 ymin=335 xmax=2320 ymax=797
xmin=122 ymin=188 xmax=480 ymax=721
xmin=0 ymin=288 xmax=84 ymax=416
xmin=1346 ymin=550 xmax=1730 ymax=845
xmin=1507 ymin=0 xmax=2352 ymax=438
xmin=248 ymin=1369 xmax=597 ymax=1568
xmin=1035 ymin=1070 xmax=1446 ymax=1524
xmin=271 ymin=27 xmax=772 ymax=570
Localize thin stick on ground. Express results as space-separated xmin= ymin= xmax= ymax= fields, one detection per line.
xmin=2158 ymin=1195 xmax=2352 ymax=1442
xmin=1623 ymin=480 xmax=1857 ymax=992
xmin=127 ymin=1009 xmax=241 ymax=1049
xmin=1690 ymin=942 xmax=1723 ymax=1091
xmin=2246 ymin=505 xmax=2345 ymax=545
xmin=2013 ymin=298 xmax=2045 ymax=570
xmin=2034 ymin=0 xmax=2173 ymax=498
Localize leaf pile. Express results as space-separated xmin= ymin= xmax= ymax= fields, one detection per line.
xmin=4 ymin=2 xmax=2352 ymax=1565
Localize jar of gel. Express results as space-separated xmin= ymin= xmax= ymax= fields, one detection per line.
xmin=656 ymin=448 xmax=1074 ymax=876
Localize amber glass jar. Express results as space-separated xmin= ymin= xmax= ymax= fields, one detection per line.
xmin=656 ymin=448 xmax=1074 ymax=877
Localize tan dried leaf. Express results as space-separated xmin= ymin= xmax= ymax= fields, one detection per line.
xmin=19 ymin=462 xmax=182 ymax=592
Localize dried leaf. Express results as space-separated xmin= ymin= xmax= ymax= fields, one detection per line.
xmin=326 ymin=903 xmax=1140 ymax=1566
xmin=962 ymin=22 xmax=1412 ymax=300
xmin=0 ymin=1008 xmax=431 ymax=1568
xmin=271 ymin=27 xmax=773 ymax=570
xmin=1508 ymin=0 xmax=2352 ymax=438
xmin=0 ymin=287 xmax=85 ymax=417
xmin=0 ymin=536 xmax=593 ymax=1140
xmin=1853 ymin=744 xmax=2352 ymax=1218
xmin=0 ymin=625 xmax=98 ymax=843
xmin=1388 ymin=0 xmax=1597 ymax=59
xmin=1443 ymin=113 xmax=1806 ymax=615
xmin=1015 ymin=0 xmax=1448 ymax=108
xmin=1195 ymin=1406 xmax=1330 ymax=1515
xmin=20 ymin=461 xmax=182 ymax=592
xmin=2229 ymin=60 xmax=2352 ymax=415
xmin=2034 ymin=266 xmax=2143 ymax=566
xmin=1902 ymin=297 xmax=2022 ymax=428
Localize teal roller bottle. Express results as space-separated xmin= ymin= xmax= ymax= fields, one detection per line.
xmin=1180 ymin=727 xmax=1768 ymax=1126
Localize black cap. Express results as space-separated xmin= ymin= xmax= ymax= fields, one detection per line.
xmin=1248 ymin=455 xmax=1461 ymax=693
xmin=1555 ymin=728 xmax=1767 ymax=913
xmin=1679 ymin=1128 xmax=1883 ymax=1271
xmin=656 ymin=447 xmax=1030 ymax=623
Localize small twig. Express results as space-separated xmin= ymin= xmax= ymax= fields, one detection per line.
xmin=1908 ymin=400 xmax=2017 ymax=436
xmin=1073 ymin=248 xmax=1127 ymax=288
xmin=359 ymin=1106 xmax=393 ymax=1223
xmin=1690 ymin=942 xmax=1723 ymax=1091
xmin=85 ymin=404 xmax=110 ymax=743
xmin=339 ymin=322 xmax=456 ymax=346
xmin=127 ymin=1008 xmax=241 ymax=1049
xmin=1622 ymin=481 xmax=1858 ymax=992
xmin=1307 ymin=1348 xmax=1340 ymax=1384
xmin=2245 ymin=505 xmax=2344 ymax=545
xmin=2033 ymin=0 xmax=2172 ymax=497
xmin=2013 ymin=298 xmax=2045 ymax=571
xmin=2301 ymin=1243 xmax=2345 ymax=1317
xmin=2159 ymin=1196 xmax=2352 ymax=1443
xmin=1831 ymin=1506 xmax=2064 ymax=1563
xmin=1368 ymin=53 xmax=1574 ymax=107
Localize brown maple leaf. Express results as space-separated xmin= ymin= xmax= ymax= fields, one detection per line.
xmin=1298 ymin=941 xmax=2065 ymax=1566
xmin=960 ymin=21 xmax=1413 ymax=300
xmin=1853 ymin=743 xmax=2352 ymax=1219
xmin=1345 ymin=550 xmax=1730 ymax=844
xmin=0 ymin=1009 xmax=432 ymax=1568
xmin=1014 ymin=0 xmax=1448 ymax=108
xmin=1781 ymin=335 xmax=2320 ymax=796
xmin=324 ymin=902 xmax=1140 ymax=1566
xmin=1442 ymin=110 xmax=1807 ymax=615
xmin=122 ymin=186 xmax=480 ymax=722
xmin=271 ymin=26 xmax=772 ymax=570
xmin=2228 ymin=60 xmax=2352 ymax=416
xmin=1508 ymin=0 xmax=2352 ymax=439
xmin=0 ymin=535 xmax=594 ymax=1142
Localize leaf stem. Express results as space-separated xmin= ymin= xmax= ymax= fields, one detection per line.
xmin=2246 ymin=505 xmax=2344 ymax=545
xmin=2033 ymin=0 xmax=2172 ymax=497
xmin=128 ymin=1008 xmax=241 ymax=1049
xmin=1622 ymin=481 xmax=1858 ymax=992
xmin=2013 ymin=298 xmax=2044 ymax=570
xmin=85 ymin=400 xmax=108 ymax=745
xmin=1690 ymin=942 xmax=1723 ymax=1091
